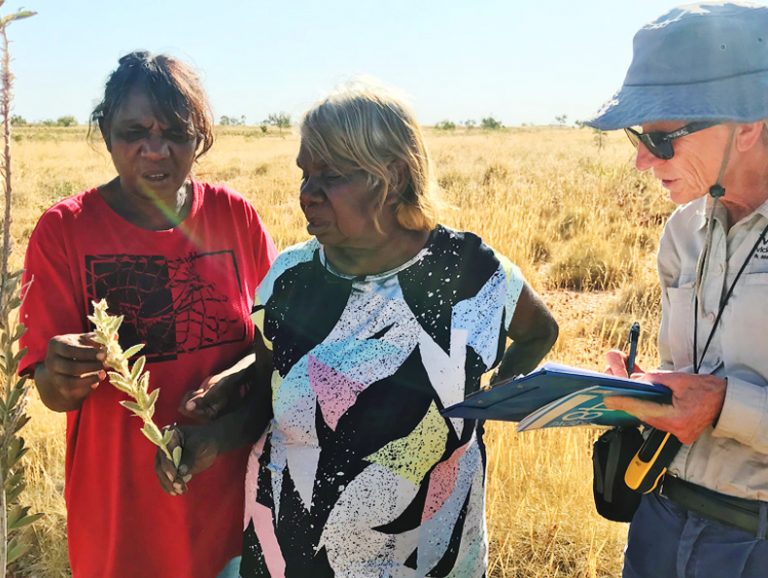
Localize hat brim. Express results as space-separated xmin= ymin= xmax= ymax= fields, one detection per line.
xmin=586 ymin=70 xmax=768 ymax=130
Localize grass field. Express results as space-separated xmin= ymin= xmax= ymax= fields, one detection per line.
xmin=10 ymin=125 xmax=673 ymax=577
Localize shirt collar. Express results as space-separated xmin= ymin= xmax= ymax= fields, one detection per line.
xmin=694 ymin=195 xmax=768 ymax=231
xmin=694 ymin=196 xmax=710 ymax=231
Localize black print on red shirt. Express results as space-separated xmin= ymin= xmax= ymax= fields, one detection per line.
xmin=85 ymin=251 xmax=245 ymax=362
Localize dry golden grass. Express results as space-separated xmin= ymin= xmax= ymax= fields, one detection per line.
xmin=10 ymin=125 xmax=675 ymax=577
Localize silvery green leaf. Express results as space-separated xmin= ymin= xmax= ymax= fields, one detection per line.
xmin=147 ymin=389 xmax=159 ymax=419
xmin=136 ymin=385 xmax=148 ymax=407
xmin=131 ymin=356 xmax=146 ymax=382
xmin=172 ymin=445 xmax=182 ymax=467
xmin=119 ymin=400 xmax=143 ymax=416
xmin=6 ymin=540 xmax=30 ymax=564
xmin=5 ymin=469 xmax=23 ymax=494
xmin=6 ymin=436 xmax=22 ymax=462
xmin=13 ymin=414 xmax=31 ymax=433
xmin=108 ymin=374 xmax=133 ymax=394
xmin=7 ymin=506 xmax=42 ymax=531
xmin=106 ymin=371 xmax=124 ymax=382
xmin=123 ymin=343 xmax=144 ymax=359
xmin=7 ymin=384 xmax=23 ymax=407
xmin=3 ymin=10 xmax=37 ymax=25
xmin=12 ymin=322 xmax=25 ymax=341
xmin=90 ymin=333 xmax=107 ymax=346
xmin=139 ymin=372 xmax=151 ymax=394
xmin=161 ymin=429 xmax=174 ymax=446
xmin=12 ymin=347 xmax=26 ymax=366
xmin=6 ymin=483 xmax=23 ymax=504
xmin=141 ymin=422 xmax=163 ymax=446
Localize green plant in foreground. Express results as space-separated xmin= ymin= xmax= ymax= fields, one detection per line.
xmin=0 ymin=3 xmax=38 ymax=575
xmin=88 ymin=299 xmax=181 ymax=467
xmin=0 ymin=273 xmax=42 ymax=572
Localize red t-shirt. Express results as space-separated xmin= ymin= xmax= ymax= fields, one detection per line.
xmin=20 ymin=182 xmax=276 ymax=578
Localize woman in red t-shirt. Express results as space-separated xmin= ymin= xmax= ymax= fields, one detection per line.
xmin=20 ymin=51 xmax=276 ymax=578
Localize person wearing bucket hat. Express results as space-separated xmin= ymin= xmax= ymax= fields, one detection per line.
xmin=588 ymin=2 xmax=768 ymax=577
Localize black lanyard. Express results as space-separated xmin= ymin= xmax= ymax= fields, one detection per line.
xmin=693 ymin=220 xmax=768 ymax=373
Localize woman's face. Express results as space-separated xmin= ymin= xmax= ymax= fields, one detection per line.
xmin=107 ymin=89 xmax=197 ymax=202
xmin=297 ymin=142 xmax=390 ymax=249
xmin=634 ymin=121 xmax=732 ymax=205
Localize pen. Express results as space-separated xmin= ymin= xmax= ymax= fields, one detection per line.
xmin=626 ymin=322 xmax=640 ymax=375
xmin=621 ymin=321 xmax=682 ymax=493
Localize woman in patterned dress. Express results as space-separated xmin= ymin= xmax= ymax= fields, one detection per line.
xmin=157 ymin=80 xmax=558 ymax=577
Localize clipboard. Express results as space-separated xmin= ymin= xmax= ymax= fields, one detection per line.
xmin=441 ymin=362 xmax=670 ymax=423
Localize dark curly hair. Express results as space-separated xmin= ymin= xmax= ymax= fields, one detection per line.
xmin=90 ymin=51 xmax=214 ymax=159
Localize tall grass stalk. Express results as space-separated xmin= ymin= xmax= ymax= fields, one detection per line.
xmin=0 ymin=6 xmax=38 ymax=576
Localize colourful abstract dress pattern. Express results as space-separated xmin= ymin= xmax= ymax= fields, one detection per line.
xmin=242 ymin=226 xmax=524 ymax=577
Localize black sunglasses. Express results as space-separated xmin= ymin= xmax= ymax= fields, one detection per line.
xmin=624 ymin=121 xmax=720 ymax=160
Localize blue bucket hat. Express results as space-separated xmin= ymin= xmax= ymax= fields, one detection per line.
xmin=587 ymin=2 xmax=768 ymax=130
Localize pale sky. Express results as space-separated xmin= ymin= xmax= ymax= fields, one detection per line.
xmin=9 ymin=1 xmax=693 ymax=126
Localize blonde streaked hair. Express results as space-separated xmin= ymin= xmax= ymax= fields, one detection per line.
xmin=300 ymin=79 xmax=440 ymax=232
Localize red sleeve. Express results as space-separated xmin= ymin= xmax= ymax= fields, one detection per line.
xmin=19 ymin=210 xmax=87 ymax=375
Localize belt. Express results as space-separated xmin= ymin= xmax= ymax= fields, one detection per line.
xmin=658 ymin=475 xmax=764 ymax=536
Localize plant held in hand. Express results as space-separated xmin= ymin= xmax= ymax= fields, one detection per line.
xmin=88 ymin=299 xmax=181 ymax=467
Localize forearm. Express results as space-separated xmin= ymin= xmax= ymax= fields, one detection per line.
xmin=207 ymin=353 xmax=261 ymax=417
xmin=497 ymin=281 xmax=559 ymax=381
xmin=209 ymin=376 xmax=273 ymax=454
xmin=495 ymin=327 xmax=558 ymax=381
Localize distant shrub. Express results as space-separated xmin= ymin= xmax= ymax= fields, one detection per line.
xmin=481 ymin=116 xmax=503 ymax=130
xmin=56 ymin=115 xmax=77 ymax=127
xmin=9 ymin=114 xmax=26 ymax=126
xmin=220 ymin=115 xmax=246 ymax=126
xmin=266 ymin=112 xmax=291 ymax=134
xmin=435 ymin=120 xmax=456 ymax=131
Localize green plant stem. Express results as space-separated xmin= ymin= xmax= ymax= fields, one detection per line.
xmin=0 ymin=26 xmax=9 ymax=286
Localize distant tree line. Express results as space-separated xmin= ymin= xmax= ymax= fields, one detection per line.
xmin=219 ymin=114 xmax=247 ymax=126
xmin=11 ymin=114 xmax=78 ymax=126
xmin=218 ymin=111 xmax=292 ymax=135
xmin=434 ymin=116 xmax=503 ymax=131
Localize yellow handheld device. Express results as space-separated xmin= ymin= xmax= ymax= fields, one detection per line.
xmin=624 ymin=429 xmax=682 ymax=494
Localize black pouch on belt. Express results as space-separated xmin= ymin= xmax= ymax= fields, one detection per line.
xmin=592 ymin=426 xmax=644 ymax=522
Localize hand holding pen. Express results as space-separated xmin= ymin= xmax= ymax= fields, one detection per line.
xmin=604 ymin=321 xmax=643 ymax=378
xmin=605 ymin=321 xmax=726 ymax=445
xmin=602 ymin=322 xmax=684 ymax=493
